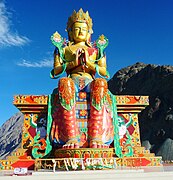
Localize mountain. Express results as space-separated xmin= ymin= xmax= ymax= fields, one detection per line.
xmin=109 ymin=62 xmax=173 ymax=160
xmin=0 ymin=112 xmax=23 ymax=159
xmin=0 ymin=62 xmax=173 ymax=161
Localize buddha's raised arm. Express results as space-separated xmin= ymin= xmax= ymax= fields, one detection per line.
xmin=53 ymin=49 xmax=65 ymax=76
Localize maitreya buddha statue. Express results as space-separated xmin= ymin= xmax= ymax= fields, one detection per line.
xmin=50 ymin=8 xmax=114 ymax=149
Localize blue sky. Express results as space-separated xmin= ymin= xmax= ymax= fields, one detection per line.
xmin=0 ymin=0 xmax=173 ymax=126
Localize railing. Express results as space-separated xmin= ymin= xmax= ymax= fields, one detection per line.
xmin=34 ymin=158 xmax=117 ymax=171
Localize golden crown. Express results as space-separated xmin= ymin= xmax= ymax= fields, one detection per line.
xmin=67 ymin=8 xmax=93 ymax=34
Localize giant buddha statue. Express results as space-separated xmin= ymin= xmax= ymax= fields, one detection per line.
xmin=50 ymin=9 xmax=114 ymax=149
xmin=18 ymin=8 xmax=153 ymax=164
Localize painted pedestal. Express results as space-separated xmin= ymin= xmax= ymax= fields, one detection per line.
xmin=0 ymin=95 xmax=162 ymax=170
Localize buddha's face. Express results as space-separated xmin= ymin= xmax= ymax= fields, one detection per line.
xmin=72 ymin=22 xmax=88 ymax=43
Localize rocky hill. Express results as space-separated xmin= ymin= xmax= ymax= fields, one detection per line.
xmin=0 ymin=112 xmax=23 ymax=159
xmin=109 ymin=62 xmax=173 ymax=160
xmin=0 ymin=62 xmax=173 ymax=161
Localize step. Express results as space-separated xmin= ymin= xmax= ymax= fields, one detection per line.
xmin=11 ymin=149 xmax=27 ymax=157
xmin=133 ymin=153 xmax=155 ymax=157
xmin=133 ymin=147 xmax=150 ymax=154
xmin=0 ymin=160 xmax=14 ymax=170
xmin=115 ymin=156 xmax=162 ymax=167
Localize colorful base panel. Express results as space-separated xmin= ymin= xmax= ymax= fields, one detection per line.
xmin=0 ymin=95 xmax=162 ymax=170
xmin=34 ymin=158 xmax=116 ymax=171
xmin=34 ymin=156 xmax=162 ymax=171
xmin=13 ymin=95 xmax=149 ymax=149
xmin=54 ymin=148 xmax=114 ymax=159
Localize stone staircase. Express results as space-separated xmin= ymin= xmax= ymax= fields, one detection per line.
xmin=115 ymin=146 xmax=162 ymax=167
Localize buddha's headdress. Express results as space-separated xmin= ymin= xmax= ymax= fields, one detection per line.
xmin=66 ymin=8 xmax=93 ymax=34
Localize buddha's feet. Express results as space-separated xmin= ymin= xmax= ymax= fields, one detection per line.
xmin=89 ymin=140 xmax=109 ymax=148
xmin=62 ymin=139 xmax=79 ymax=149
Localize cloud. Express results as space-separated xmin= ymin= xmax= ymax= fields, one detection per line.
xmin=17 ymin=59 xmax=53 ymax=68
xmin=0 ymin=1 xmax=30 ymax=47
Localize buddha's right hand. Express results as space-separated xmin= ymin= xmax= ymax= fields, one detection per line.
xmin=76 ymin=48 xmax=88 ymax=66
